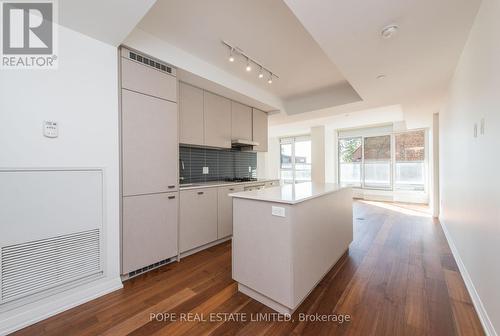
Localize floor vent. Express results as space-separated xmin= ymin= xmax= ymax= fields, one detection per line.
xmin=124 ymin=257 xmax=174 ymax=280
xmin=1 ymin=229 xmax=102 ymax=304
xmin=128 ymin=51 xmax=175 ymax=76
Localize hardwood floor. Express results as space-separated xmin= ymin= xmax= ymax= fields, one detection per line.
xmin=13 ymin=201 xmax=484 ymax=336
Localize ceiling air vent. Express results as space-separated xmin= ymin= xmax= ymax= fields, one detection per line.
xmin=0 ymin=229 xmax=103 ymax=304
xmin=128 ymin=50 xmax=175 ymax=76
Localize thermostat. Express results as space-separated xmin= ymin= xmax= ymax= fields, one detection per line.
xmin=43 ymin=121 xmax=58 ymax=138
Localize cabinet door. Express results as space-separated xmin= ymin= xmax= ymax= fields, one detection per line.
xmin=122 ymin=90 xmax=178 ymax=196
xmin=179 ymin=82 xmax=204 ymax=146
xmin=218 ymin=185 xmax=245 ymax=238
xmin=231 ymin=101 xmax=252 ymax=141
xmin=252 ymin=108 xmax=268 ymax=152
xmin=180 ymin=188 xmax=218 ymax=252
xmin=121 ymin=58 xmax=177 ymax=102
xmin=122 ymin=192 xmax=178 ymax=274
xmin=204 ymin=91 xmax=231 ymax=148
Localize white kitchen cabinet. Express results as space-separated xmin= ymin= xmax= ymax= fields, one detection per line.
xmin=121 ymin=89 xmax=178 ymax=196
xmin=204 ymin=91 xmax=232 ymax=148
xmin=252 ymin=108 xmax=268 ymax=152
xmin=217 ymin=185 xmax=245 ymax=239
xmin=231 ymin=101 xmax=252 ymax=141
xmin=122 ymin=192 xmax=178 ymax=274
xmin=180 ymin=188 xmax=218 ymax=252
xmin=179 ymin=82 xmax=204 ymax=146
xmin=121 ymin=57 xmax=177 ymax=102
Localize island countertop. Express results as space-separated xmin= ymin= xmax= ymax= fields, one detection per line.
xmin=229 ymin=182 xmax=347 ymax=205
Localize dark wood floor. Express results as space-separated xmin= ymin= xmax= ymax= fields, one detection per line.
xmin=13 ymin=201 xmax=484 ymax=336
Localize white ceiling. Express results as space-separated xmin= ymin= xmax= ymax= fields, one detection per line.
xmin=136 ymin=0 xmax=357 ymax=102
xmin=59 ymin=0 xmax=156 ymax=46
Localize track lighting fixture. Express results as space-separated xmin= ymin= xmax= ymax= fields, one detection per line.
xmin=222 ymin=40 xmax=279 ymax=85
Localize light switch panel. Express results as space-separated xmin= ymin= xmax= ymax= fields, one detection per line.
xmin=43 ymin=121 xmax=58 ymax=138
xmin=272 ymin=206 xmax=286 ymax=217
xmin=202 ymin=166 xmax=209 ymax=174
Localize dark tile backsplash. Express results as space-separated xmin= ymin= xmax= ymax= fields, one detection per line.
xmin=179 ymin=146 xmax=257 ymax=184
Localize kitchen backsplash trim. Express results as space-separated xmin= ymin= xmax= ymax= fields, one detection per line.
xmin=180 ymin=146 xmax=257 ymax=184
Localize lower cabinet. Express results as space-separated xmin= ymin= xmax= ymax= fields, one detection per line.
xmin=179 ymin=181 xmax=280 ymax=254
xmin=218 ymin=185 xmax=244 ymax=239
xmin=180 ymin=188 xmax=218 ymax=253
xmin=122 ymin=192 xmax=178 ymax=274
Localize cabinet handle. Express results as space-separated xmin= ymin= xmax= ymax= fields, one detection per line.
xmin=168 ymin=196 xmax=176 ymax=199
xmin=197 ymin=191 xmax=204 ymax=195
xmin=229 ymin=188 xmax=234 ymax=191
xmin=168 ymin=185 xmax=176 ymax=189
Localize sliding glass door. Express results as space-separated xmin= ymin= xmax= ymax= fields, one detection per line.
xmin=338 ymin=137 xmax=362 ymax=187
xmin=394 ymin=130 xmax=425 ymax=190
xmin=280 ymin=136 xmax=311 ymax=184
xmin=363 ymin=135 xmax=391 ymax=189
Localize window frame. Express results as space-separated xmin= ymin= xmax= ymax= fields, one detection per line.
xmin=338 ymin=136 xmax=363 ymax=187
xmin=337 ymin=129 xmax=428 ymax=192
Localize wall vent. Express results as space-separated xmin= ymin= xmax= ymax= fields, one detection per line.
xmin=128 ymin=51 xmax=176 ymax=76
xmin=1 ymin=229 xmax=102 ymax=304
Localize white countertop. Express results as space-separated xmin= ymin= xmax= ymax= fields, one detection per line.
xmin=229 ymin=182 xmax=347 ymax=204
xmin=179 ymin=178 xmax=279 ymax=190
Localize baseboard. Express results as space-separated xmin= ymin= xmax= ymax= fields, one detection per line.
xmin=180 ymin=236 xmax=232 ymax=259
xmin=440 ymin=220 xmax=497 ymax=336
xmin=0 ymin=277 xmax=123 ymax=336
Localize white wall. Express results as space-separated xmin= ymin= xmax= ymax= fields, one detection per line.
xmin=0 ymin=25 xmax=122 ymax=334
xmin=311 ymin=126 xmax=325 ymax=183
xmin=440 ymin=0 xmax=500 ymax=334
xmin=259 ymin=137 xmax=281 ymax=179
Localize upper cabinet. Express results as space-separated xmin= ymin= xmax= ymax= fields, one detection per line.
xmin=252 ymin=108 xmax=268 ymax=152
xmin=231 ymin=101 xmax=252 ymax=141
xmin=121 ymin=58 xmax=177 ymax=102
xmin=179 ymin=82 xmax=204 ymax=145
xmin=204 ymin=91 xmax=232 ymax=148
xmin=178 ymin=81 xmax=268 ymax=152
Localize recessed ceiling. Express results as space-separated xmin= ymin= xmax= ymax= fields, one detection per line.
xmin=280 ymin=0 xmax=481 ymax=126
xmin=136 ymin=0 xmax=358 ymax=102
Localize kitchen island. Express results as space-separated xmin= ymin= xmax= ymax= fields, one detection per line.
xmin=230 ymin=182 xmax=353 ymax=315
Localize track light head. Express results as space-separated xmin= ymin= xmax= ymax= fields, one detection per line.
xmin=228 ymin=48 xmax=235 ymax=62
xmin=245 ymin=58 xmax=252 ymax=72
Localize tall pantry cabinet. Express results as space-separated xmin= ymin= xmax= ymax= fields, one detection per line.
xmin=120 ymin=49 xmax=179 ymax=275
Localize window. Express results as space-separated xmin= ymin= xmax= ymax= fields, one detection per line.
xmin=338 ymin=129 xmax=427 ymax=191
xmin=363 ymin=135 xmax=391 ymax=189
xmin=280 ymin=136 xmax=311 ymax=184
xmin=395 ymin=130 xmax=425 ymax=190
xmin=339 ymin=137 xmax=362 ymax=187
